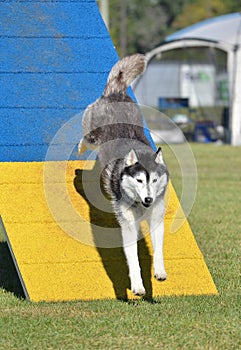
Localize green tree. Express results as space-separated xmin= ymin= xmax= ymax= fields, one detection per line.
xmin=127 ymin=1 xmax=168 ymax=54
xmin=109 ymin=0 xmax=169 ymax=56
xmin=172 ymin=0 xmax=229 ymax=29
xmin=223 ymin=0 xmax=241 ymax=13
xmin=104 ymin=0 xmax=241 ymax=55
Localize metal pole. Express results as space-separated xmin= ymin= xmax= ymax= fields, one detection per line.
xmin=120 ymin=0 xmax=127 ymax=57
xmin=98 ymin=0 xmax=109 ymax=28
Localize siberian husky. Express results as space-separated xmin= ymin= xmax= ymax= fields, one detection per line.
xmin=78 ymin=54 xmax=169 ymax=296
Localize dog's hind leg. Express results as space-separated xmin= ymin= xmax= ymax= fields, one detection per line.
xmin=78 ymin=139 xmax=88 ymax=155
xmin=121 ymin=222 xmax=146 ymax=296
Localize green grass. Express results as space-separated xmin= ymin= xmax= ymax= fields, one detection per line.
xmin=0 ymin=144 xmax=240 ymax=350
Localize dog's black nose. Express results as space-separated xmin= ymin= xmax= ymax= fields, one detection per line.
xmin=144 ymin=197 xmax=153 ymax=205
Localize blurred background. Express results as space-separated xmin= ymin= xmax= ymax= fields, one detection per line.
xmin=97 ymin=0 xmax=241 ymax=145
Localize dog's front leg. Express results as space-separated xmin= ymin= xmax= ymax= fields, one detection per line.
xmin=121 ymin=223 xmax=146 ymax=296
xmin=149 ymin=205 xmax=167 ymax=281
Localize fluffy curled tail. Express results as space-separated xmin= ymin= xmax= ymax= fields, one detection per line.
xmin=103 ymin=54 xmax=146 ymax=97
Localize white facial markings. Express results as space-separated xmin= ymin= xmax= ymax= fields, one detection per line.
xmin=135 ymin=172 xmax=150 ymax=205
xmin=121 ymin=170 xmax=168 ymax=207
xmin=155 ymin=173 xmax=168 ymax=197
xmin=135 ymin=172 xmax=147 ymax=185
xmin=149 ymin=172 xmax=158 ymax=184
xmin=121 ymin=174 xmax=138 ymax=201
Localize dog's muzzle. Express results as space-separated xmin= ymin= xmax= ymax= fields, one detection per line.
xmin=142 ymin=197 xmax=153 ymax=208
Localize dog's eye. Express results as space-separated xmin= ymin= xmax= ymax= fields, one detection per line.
xmin=136 ymin=179 xmax=143 ymax=183
xmin=153 ymin=179 xmax=157 ymax=183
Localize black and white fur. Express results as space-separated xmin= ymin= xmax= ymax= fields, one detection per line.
xmin=78 ymin=54 xmax=169 ymax=296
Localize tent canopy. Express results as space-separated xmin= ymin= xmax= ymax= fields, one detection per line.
xmin=144 ymin=13 xmax=241 ymax=145
xmin=166 ymin=13 xmax=241 ymax=48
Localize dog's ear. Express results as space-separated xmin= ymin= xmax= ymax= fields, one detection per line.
xmin=155 ymin=147 xmax=164 ymax=165
xmin=125 ymin=149 xmax=138 ymax=166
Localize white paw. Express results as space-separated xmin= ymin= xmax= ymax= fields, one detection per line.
xmin=154 ymin=270 xmax=167 ymax=281
xmin=131 ymin=281 xmax=146 ymax=296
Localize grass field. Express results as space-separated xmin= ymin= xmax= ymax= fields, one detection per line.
xmin=0 ymin=144 xmax=240 ymax=350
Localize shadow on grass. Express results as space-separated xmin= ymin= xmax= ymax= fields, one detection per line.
xmin=74 ymin=160 xmax=153 ymax=301
xmin=0 ymin=241 xmax=25 ymax=298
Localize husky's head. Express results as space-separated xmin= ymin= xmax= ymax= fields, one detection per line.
xmin=120 ymin=148 xmax=168 ymax=208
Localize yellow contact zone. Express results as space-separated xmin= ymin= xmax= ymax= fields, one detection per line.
xmin=0 ymin=161 xmax=218 ymax=301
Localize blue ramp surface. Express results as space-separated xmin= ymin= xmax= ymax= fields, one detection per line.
xmin=0 ymin=0 xmax=119 ymax=162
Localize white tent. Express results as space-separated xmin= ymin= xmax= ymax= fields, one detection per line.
xmin=144 ymin=13 xmax=241 ymax=145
